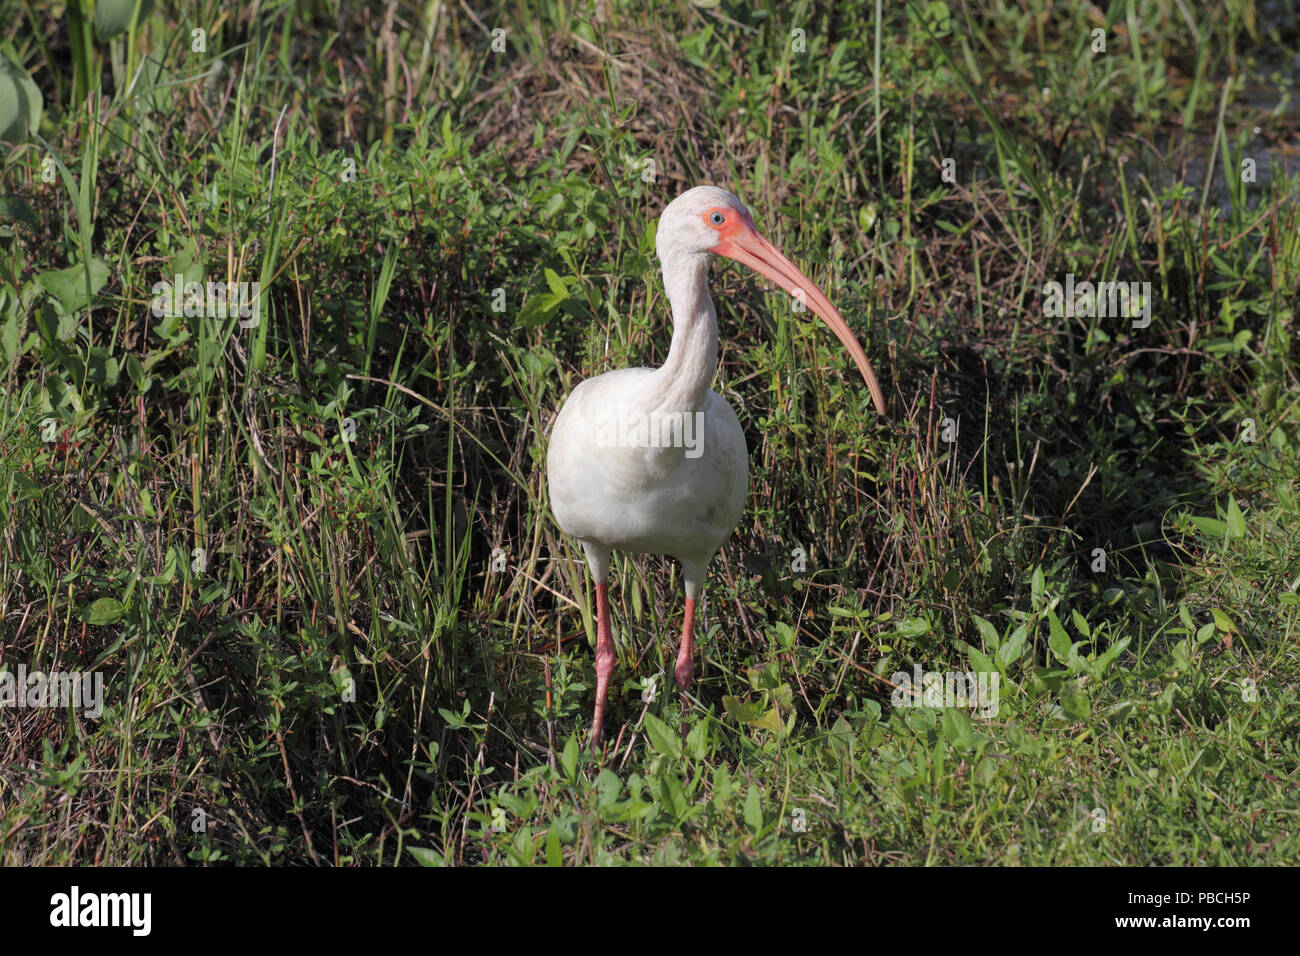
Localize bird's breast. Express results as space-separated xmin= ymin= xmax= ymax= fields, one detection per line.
xmin=546 ymin=369 xmax=749 ymax=560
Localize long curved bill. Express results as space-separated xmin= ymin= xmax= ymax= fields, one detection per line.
xmin=715 ymin=221 xmax=887 ymax=417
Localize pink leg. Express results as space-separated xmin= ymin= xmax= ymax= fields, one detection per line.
xmin=674 ymin=598 xmax=698 ymax=744
xmin=674 ymin=597 xmax=697 ymax=693
xmin=589 ymin=581 xmax=616 ymax=754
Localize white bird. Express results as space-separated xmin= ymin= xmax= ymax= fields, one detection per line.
xmin=547 ymin=185 xmax=886 ymax=752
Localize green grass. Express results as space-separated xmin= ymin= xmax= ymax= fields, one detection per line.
xmin=0 ymin=0 xmax=1297 ymax=865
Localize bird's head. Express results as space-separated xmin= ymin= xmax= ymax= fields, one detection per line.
xmin=656 ymin=185 xmax=756 ymax=259
xmin=655 ymin=185 xmax=887 ymax=417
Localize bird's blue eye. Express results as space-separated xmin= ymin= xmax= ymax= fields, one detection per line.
xmin=709 ymin=211 xmax=725 ymax=226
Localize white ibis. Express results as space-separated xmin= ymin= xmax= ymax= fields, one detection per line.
xmin=546 ymin=185 xmax=886 ymax=752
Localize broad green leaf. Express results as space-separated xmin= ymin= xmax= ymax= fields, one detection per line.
xmin=712 ymin=765 xmax=732 ymax=804
xmin=1059 ymin=684 xmax=1090 ymax=720
xmin=81 ymin=597 xmax=125 ymax=625
xmin=1070 ymin=609 xmax=1091 ymax=639
xmin=37 ymin=258 xmax=110 ymax=315
xmin=0 ymin=195 xmax=37 ymax=228
xmin=94 ymin=0 xmax=155 ymax=40
xmin=642 ymin=711 xmax=680 ymax=758
xmin=722 ymin=694 xmax=762 ymax=724
xmin=594 ymin=769 xmax=622 ymax=807
xmin=1225 ymin=497 xmax=1246 ymax=538
xmin=1093 ymin=637 xmax=1131 ymax=673
xmin=0 ymin=72 xmax=19 ymax=143
xmin=972 ymin=614 xmax=1000 ymax=649
xmin=407 ymin=847 xmax=443 ymax=866
xmin=559 ymin=734 xmax=578 ymax=780
xmin=544 ymin=268 xmax=569 ymax=299
xmin=1187 ymin=515 xmax=1228 ymax=539
xmin=996 ymin=625 xmax=1026 ymax=667
xmin=684 ymin=720 xmax=708 ymax=759
xmin=515 ymin=292 xmax=563 ymax=329
xmin=965 ymin=643 xmax=995 ymax=675
xmin=545 ymin=824 xmax=562 ymax=866
xmin=1047 ymin=609 xmax=1071 ymax=665
xmin=742 ymin=786 xmax=763 ymax=831
xmin=0 ymin=49 xmax=41 ymax=144
xmin=897 ymin=616 xmax=930 ymax=637
xmin=658 ymin=773 xmax=687 ymax=820
xmin=752 ymin=706 xmax=782 ymax=732
xmin=940 ymin=709 xmax=977 ymax=748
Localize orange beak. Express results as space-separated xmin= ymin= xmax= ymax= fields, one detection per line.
xmin=714 ymin=217 xmax=887 ymax=418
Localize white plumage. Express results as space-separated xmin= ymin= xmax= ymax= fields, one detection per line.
xmin=547 ymin=185 xmax=886 ymax=752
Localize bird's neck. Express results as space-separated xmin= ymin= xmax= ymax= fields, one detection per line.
xmin=651 ymin=253 xmax=718 ymax=413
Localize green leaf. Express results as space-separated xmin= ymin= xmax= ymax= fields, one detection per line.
xmin=10 ymin=472 xmax=40 ymax=500
xmin=407 ymin=846 xmax=443 ymax=866
xmin=86 ymin=346 xmax=119 ymax=386
xmin=1070 ymin=609 xmax=1091 ymax=639
xmin=1186 ymin=514 xmax=1228 ymax=539
xmin=996 ymin=625 xmax=1026 ymax=667
xmin=0 ymin=49 xmax=41 ymax=144
xmin=752 ymin=706 xmax=783 ymax=732
xmin=712 ymin=765 xmax=732 ymax=804
xmin=0 ymin=195 xmax=37 ymax=229
xmin=972 ymin=614 xmax=1000 ymax=649
xmin=559 ymin=734 xmax=578 ymax=780
xmin=965 ymin=642 xmax=995 ymax=675
xmin=81 ymin=597 xmax=125 ymax=626
xmin=0 ymin=72 xmax=20 ymax=144
xmin=1047 ymin=609 xmax=1072 ymax=665
xmin=515 ymin=292 xmax=563 ymax=329
xmin=94 ymin=0 xmax=155 ymax=40
xmin=722 ymin=694 xmax=762 ymax=724
xmin=940 ymin=708 xmax=977 ymax=749
xmin=1211 ymin=608 xmax=1235 ymax=634
xmin=594 ymin=769 xmax=622 ymax=807
xmin=658 ymin=773 xmax=687 ymax=820
xmin=540 ymin=192 xmax=565 ymax=219
xmin=124 ymin=352 xmax=147 ymax=391
xmin=1225 ymin=496 xmax=1246 ymax=538
xmin=437 ymin=706 xmax=467 ymax=729
xmin=684 ymin=720 xmax=708 ymax=759
xmin=545 ymin=824 xmax=562 ymax=866
xmin=1093 ymin=637 xmax=1130 ymax=673
xmin=896 ymin=617 xmax=930 ymax=637
xmin=544 ymin=268 xmax=569 ymax=299
xmin=1059 ymin=684 xmax=1090 ymax=720
xmin=742 ymin=786 xmax=763 ymax=831
xmin=37 ymin=258 xmax=110 ymax=315
xmin=642 ymin=711 xmax=680 ymax=758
